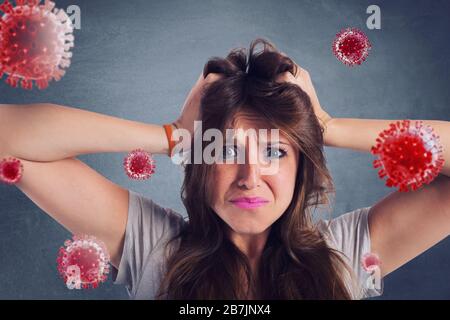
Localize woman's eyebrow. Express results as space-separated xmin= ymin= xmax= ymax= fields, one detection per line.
xmin=260 ymin=139 xmax=291 ymax=145
xmin=267 ymin=141 xmax=290 ymax=145
xmin=225 ymin=141 xmax=291 ymax=147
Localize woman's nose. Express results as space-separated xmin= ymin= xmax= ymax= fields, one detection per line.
xmin=237 ymin=162 xmax=261 ymax=189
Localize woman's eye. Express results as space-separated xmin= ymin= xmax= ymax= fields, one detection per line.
xmin=266 ymin=147 xmax=287 ymax=160
xmin=223 ymin=145 xmax=237 ymax=159
xmin=221 ymin=146 xmax=287 ymax=161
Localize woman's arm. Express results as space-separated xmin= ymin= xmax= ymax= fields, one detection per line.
xmin=0 ymin=103 xmax=171 ymax=162
xmin=276 ymin=64 xmax=450 ymax=177
xmin=324 ymin=118 xmax=450 ymax=277
xmin=368 ymin=174 xmax=450 ymax=277
xmin=0 ymin=103 xmax=174 ymax=268
xmin=324 ymin=118 xmax=450 ymax=177
xmin=278 ymin=64 xmax=450 ymax=279
xmin=0 ymin=104 xmax=174 ymax=267
xmin=0 ymin=74 xmax=219 ymax=268
xmin=0 ymin=72 xmax=221 ymax=161
xmin=10 ymin=156 xmax=130 ymax=269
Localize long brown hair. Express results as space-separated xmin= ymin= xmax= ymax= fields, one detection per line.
xmin=156 ymin=39 xmax=355 ymax=299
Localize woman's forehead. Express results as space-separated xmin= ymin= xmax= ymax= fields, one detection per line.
xmin=224 ymin=113 xmax=292 ymax=145
xmin=227 ymin=112 xmax=270 ymax=128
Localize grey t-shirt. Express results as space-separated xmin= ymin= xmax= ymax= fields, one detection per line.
xmin=113 ymin=190 xmax=384 ymax=299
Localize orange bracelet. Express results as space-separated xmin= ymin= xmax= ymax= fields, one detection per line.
xmin=163 ymin=124 xmax=176 ymax=157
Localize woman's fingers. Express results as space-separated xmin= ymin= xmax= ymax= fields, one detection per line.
xmin=174 ymin=72 xmax=223 ymax=136
xmin=275 ymin=71 xmax=296 ymax=84
xmin=279 ymin=51 xmax=303 ymax=78
xmin=275 ymin=68 xmax=331 ymax=125
xmin=275 ymin=70 xmax=310 ymax=96
xmin=204 ymin=72 xmax=222 ymax=84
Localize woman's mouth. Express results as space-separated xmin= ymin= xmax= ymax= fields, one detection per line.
xmin=230 ymin=197 xmax=269 ymax=209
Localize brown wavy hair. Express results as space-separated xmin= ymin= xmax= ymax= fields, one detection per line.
xmin=156 ymin=38 xmax=355 ymax=299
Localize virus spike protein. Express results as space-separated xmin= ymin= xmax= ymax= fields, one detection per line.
xmin=371 ymin=120 xmax=445 ymax=192
xmin=0 ymin=0 xmax=74 ymax=90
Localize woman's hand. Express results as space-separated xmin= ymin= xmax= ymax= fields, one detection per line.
xmin=173 ymin=72 xmax=221 ymax=136
xmin=276 ymin=65 xmax=333 ymax=130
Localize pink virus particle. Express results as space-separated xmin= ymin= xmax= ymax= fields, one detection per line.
xmin=371 ymin=120 xmax=445 ymax=192
xmin=361 ymin=252 xmax=381 ymax=273
xmin=123 ymin=148 xmax=156 ymax=180
xmin=0 ymin=0 xmax=75 ymax=90
xmin=0 ymin=157 xmax=23 ymax=184
xmin=57 ymin=235 xmax=110 ymax=290
xmin=332 ymin=27 xmax=371 ymax=66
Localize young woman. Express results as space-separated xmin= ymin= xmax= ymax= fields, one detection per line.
xmin=0 ymin=39 xmax=449 ymax=299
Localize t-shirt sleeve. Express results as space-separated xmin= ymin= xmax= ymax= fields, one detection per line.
xmin=112 ymin=189 xmax=186 ymax=297
xmin=317 ymin=206 xmax=384 ymax=299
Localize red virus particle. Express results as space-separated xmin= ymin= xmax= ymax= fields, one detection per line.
xmin=0 ymin=157 xmax=23 ymax=184
xmin=361 ymin=252 xmax=381 ymax=273
xmin=371 ymin=120 xmax=445 ymax=192
xmin=123 ymin=148 xmax=155 ymax=180
xmin=332 ymin=27 xmax=371 ymax=66
xmin=0 ymin=0 xmax=74 ymax=90
xmin=57 ymin=235 xmax=110 ymax=290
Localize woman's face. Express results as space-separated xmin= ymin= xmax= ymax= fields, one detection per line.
xmin=210 ymin=114 xmax=299 ymax=237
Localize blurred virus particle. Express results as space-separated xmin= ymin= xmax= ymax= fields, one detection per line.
xmin=0 ymin=0 xmax=74 ymax=90
xmin=361 ymin=252 xmax=381 ymax=273
xmin=332 ymin=27 xmax=371 ymax=66
xmin=57 ymin=235 xmax=110 ymax=290
xmin=371 ymin=120 xmax=445 ymax=192
xmin=123 ymin=148 xmax=155 ymax=180
xmin=0 ymin=157 xmax=23 ymax=184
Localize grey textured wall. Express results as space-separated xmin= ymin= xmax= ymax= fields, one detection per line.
xmin=0 ymin=0 xmax=449 ymax=299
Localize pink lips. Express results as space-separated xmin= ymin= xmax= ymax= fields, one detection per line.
xmin=230 ymin=197 xmax=269 ymax=209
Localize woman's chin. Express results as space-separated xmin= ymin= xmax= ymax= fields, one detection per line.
xmin=229 ymin=224 xmax=270 ymax=236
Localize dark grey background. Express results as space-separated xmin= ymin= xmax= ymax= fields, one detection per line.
xmin=0 ymin=0 xmax=449 ymax=299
